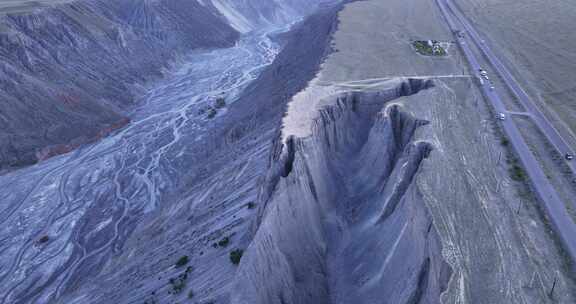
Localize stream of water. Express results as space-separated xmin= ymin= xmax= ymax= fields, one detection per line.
xmin=0 ymin=24 xmax=293 ymax=303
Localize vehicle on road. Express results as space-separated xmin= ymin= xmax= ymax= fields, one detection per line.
xmin=490 ymin=86 xmax=495 ymax=90
xmin=497 ymin=113 xmax=506 ymax=121
xmin=478 ymin=69 xmax=489 ymax=80
xmin=566 ymin=153 xmax=574 ymax=161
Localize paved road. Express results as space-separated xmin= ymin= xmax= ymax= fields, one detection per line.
xmin=436 ymin=0 xmax=576 ymax=268
xmin=445 ymin=0 xmax=576 ymax=176
xmin=507 ymin=111 xmax=532 ymax=118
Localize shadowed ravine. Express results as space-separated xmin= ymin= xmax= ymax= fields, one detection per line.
xmin=233 ymin=79 xmax=452 ymax=304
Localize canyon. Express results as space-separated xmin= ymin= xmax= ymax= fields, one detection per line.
xmin=0 ymin=0 xmax=574 ymax=303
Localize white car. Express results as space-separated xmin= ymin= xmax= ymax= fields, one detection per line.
xmin=490 ymin=86 xmax=495 ymax=90
xmin=497 ymin=113 xmax=506 ymax=121
xmin=566 ymin=153 xmax=574 ymax=161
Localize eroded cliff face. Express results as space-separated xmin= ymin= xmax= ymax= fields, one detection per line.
xmin=233 ymin=79 xmax=451 ymax=304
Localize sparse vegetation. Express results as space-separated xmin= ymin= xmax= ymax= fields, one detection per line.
xmin=214 ymin=97 xmax=226 ymax=109
xmin=188 ymin=290 xmax=194 ymax=299
xmin=412 ymin=40 xmax=447 ymax=56
xmin=206 ymin=108 xmax=217 ymax=119
xmin=169 ymin=266 xmax=193 ymax=295
xmin=229 ymin=249 xmax=243 ymax=265
xmin=500 ymin=138 xmax=509 ymax=146
xmin=175 ymin=255 xmax=189 ymax=268
xmin=218 ymin=237 xmax=230 ymax=247
xmin=246 ymin=201 xmax=256 ymax=209
xmin=169 ymin=275 xmax=186 ymax=294
xmin=509 ymin=164 xmax=527 ymax=181
xmin=37 ymin=235 xmax=50 ymax=244
xmin=200 ymin=98 xmax=226 ymax=119
xmin=213 ymin=236 xmax=230 ymax=248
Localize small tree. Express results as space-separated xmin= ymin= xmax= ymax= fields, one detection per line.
xmin=229 ymin=249 xmax=243 ymax=265
xmin=206 ymin=108 xmax=217 ymax=119
xmin=214 ymin=97 xmax=226 ymax=109
xmin=175 ymin=255 xmax=189 ymax=268
xmin=218 ymin=237 xmax=230 ymax=247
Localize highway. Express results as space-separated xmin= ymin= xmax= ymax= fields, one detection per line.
xmin=436 ymin=0 xmax=576 ymax=267
xmin=444 ymin=0 xmax=576 ymax=177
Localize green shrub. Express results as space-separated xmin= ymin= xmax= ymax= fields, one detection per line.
xmin=214 ymin=97 xmax=226 ymax=109
xmin=170 ymin=278 xmax=186 ymax=294
xmin=229 ymin=249 xmax=244 ymax=265
xmin=218 ymin=237 xmax=230 ymax=247
xmin=168 ymin=271 xmax=189 ymax=294
xmin=509 ymin=164 xmax=526 ymax=181
xmin=206 ymin=108 xmax=217 ymax=119
xmin=175 ymin=255 xmax=189 ymax=268
xmin=246 ymin=202 xmax=256 ymax=209
xmin=412 ymin=40 xmax=446 ymax=56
